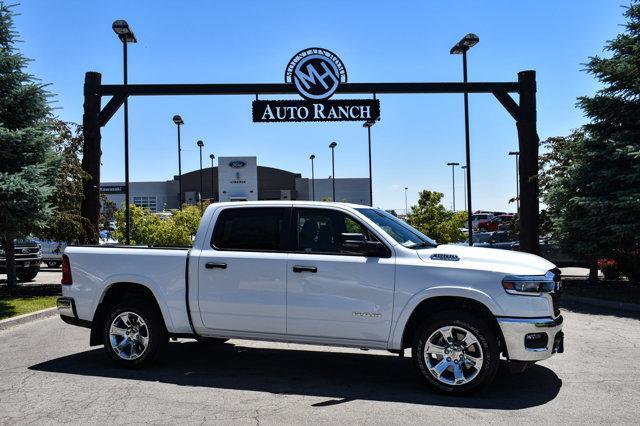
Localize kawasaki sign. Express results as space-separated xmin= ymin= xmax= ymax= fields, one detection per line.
xmin=252 ymin=48 xmax=380 ymax=123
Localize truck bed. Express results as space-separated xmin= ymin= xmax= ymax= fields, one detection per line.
xmin=63 ymin=245 xmax=192 ymax=334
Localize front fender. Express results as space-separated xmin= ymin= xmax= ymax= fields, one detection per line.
xmin=388 ymin=286 xmax=501 ymax=350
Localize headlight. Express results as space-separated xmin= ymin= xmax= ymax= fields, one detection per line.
xmin=502 ymin=272 xmax=557 ymax=295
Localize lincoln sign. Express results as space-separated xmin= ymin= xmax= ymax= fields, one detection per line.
xmin=252 ymin=48 xmax=380 ymax=123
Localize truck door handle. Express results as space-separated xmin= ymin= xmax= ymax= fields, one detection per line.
xmin=292 ymin=265 xmax=317 ymax=273
xmin=205 ymin=262 xmax=227 ymax=270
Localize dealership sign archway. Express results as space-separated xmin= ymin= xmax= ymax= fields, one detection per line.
xmin=81 ymin=47 xmax=541 ymax=254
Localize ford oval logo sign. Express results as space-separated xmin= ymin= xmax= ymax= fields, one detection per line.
xmin=229 ymin=161 xmax=246 ymax=168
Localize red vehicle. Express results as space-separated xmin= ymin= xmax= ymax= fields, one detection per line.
xmin=477 ymin=214 xmax=515 ymax=232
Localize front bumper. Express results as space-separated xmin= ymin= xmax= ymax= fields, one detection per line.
xmin=0 ymin=257 xmax=42 ymax=272
xmin=498 ymin=315 xmax=564 ymax=362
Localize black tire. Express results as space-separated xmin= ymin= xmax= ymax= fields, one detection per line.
xmin=194 ymin=336 xmax=229 ymax=345
xmin=412 ymin=311 xmax=499 ymax=395
xmin=17 ymin=268 xmax=39 ymax=282
xmin=102 ymin=299 xmax=168 ymax=368
xmin=46 ymin=261 xmax=61 ymax=268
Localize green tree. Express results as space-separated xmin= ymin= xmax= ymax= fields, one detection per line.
xmin=0 ymin=3 xmax=58 ymax=292
xmin=99 ymin=194 xmax=117 ymax=231
xmin=112 ymin=205 xmax=193 ymax=247
xmin=407 ymin=190 xmax=465 ymax=244
xmin=37 ymin=119 xmax=95 ymax=244
xmin=172 ymin=204 xmax=202 ymax=238
xmin=543 ymin=3 xmax=640 ymax=281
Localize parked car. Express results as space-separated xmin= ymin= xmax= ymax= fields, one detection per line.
xmin=513 ymin=238 xmax=586 ymax=267
xmin=0 ymin=239 xmax=42 ymax=281
xmin=477 ymin=214 xmax=515 ymax=232
xmin=34 ymin=239 xmax=67 ymax=268
xmin=58 ymin=201 xmax=563 ymax=395
xmin=472 ymin=231 xmax=517 ymax=250
xmin=467 ymin=213 xmax=494 ymax=230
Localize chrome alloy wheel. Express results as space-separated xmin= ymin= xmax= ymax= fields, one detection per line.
xmin=423 ymin=325 xmax=484 ymax=386
xmin=109 ymin=312 xmax=150 ymax=361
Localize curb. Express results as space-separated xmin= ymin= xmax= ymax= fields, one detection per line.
xmin=562 ymin=295 xmax=640 ymax=314
xmin=0 ymin=307 xmax=58 ymax=331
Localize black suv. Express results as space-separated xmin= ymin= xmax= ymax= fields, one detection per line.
xmin=0 ymin=240 xmax=42 ymax=281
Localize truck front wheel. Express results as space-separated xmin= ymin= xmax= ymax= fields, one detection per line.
xmin=17 ymin=267 xmax=39 ymax=282
xmin=412 ymin=311 xmax=499 ymax=395
xmin=102 ymin=300 xmax=168 ymax=368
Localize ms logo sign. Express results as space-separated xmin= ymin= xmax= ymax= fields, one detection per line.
xmin=254 ymin=47 xmax=379 ymax=123
xmin=285 ymin=48 xmax=347 ymax=100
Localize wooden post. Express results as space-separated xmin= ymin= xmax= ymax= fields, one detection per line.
xmin=80 ymin=72 xmax=102 ymax=243
xmin=516 ymin=71 xmax=540 ymax=255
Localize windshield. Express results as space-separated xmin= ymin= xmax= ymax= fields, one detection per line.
xmin=356 ymin=208 xmax=437 ymax=249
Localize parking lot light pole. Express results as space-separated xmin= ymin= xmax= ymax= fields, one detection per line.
xmin=309 ymin=154 xmax=316 ymax=201
xmin=461 ymin=165 xmax=468 ymax=211
xmin=451 ymin=33 xmax=479 ymax=245
xmin=446 ymin=162 xmax=460 ymax=211
xmin=509 ymin=151 xmax=520 ymax=212
xmin=404 ymin=187 xmax=408 ymax=216
xmin=172 ymin=115 xmax=184 ymax=210
xmin=112 ymin=19 xmax=137 ymax=244
xmin=363 ymin=120 xmax=375 ymax=206
xmin=197 ymin=140 xmax=204 ymax=213
xmin=209 ymin=154 xmax=215 ymax=201
xmin=329 ymin=142 xmax=337 ymax=201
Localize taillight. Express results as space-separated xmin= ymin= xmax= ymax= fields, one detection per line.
xmin=61 ymin=254 xmax=72 ymax=285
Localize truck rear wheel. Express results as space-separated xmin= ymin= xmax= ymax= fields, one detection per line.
xmin=102 ymin=300 xmax=168 ymax=368
xmin=412 ymin=311 xmax=499 ymax=395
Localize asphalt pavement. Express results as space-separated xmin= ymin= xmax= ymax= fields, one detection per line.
xmin=0 ymin=307 xmax=638 ymax=424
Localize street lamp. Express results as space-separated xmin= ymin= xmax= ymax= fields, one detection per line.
xmin=197 ymin=140 xmax=204 ymax=213
xmin=112 ymin=19 xmax=137 ymax=245
xmin=172 ymin=115 xmax=184 ymax=210
xmin=309 ymin=154 xmax=316 ymax=201
xmin=404 ymin=187 xmax=409 ymax=216
xmin=509 ymin=151 xmax=520 ymax=212
xmin=363 ymin=120 xmax=375 ymax=206
xmin=451 ymin=32 xmax=479 ymax=246
xmin=214 ymin=154 xmax=216 ymax=200
xmin=329 ymin=141 xmax=337 ymax=202
xmin=446 ymin=162 xmax=460 ymax=211
xmin=461 ymin=165 xmax=468 ymax=212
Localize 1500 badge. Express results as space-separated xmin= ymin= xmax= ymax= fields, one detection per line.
xmin=353 ymin=312 xmax=382 ymax=318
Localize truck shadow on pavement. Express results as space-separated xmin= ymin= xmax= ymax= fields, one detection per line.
xmin=30 ymin=341 xmax=561 ymax=409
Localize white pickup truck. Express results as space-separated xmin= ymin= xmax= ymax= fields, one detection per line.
xmin=58 ymin=201 xmax=563 ymax=395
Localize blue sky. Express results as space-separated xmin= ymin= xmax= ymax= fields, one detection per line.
xmin=15 ymin=0 xmax=623 ymax=212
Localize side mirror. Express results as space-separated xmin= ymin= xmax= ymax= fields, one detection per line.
xmin=340 ymin=233 xmax=387 ymax=257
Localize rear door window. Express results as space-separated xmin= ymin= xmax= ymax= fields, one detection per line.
xmin=212 ymin=207 xmax=288 ymax=251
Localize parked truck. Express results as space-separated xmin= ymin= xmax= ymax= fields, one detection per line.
xmin=58 ymin=201 xmax=563 ymax=395
xmin=0 ymin=239 xmax=42 ymax=281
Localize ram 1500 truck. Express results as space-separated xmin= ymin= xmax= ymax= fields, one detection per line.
xmin=58 ymin=201 xmax=563 ymax=395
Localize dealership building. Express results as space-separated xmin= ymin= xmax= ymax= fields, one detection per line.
xmin=101 ymin=156 xmax=370 ymax=212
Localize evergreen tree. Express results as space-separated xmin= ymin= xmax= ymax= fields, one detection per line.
xmin=0 ymin=3 xmax=58 ymax=292
xmin=544 ymin=2 xmax=640 ymax=280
